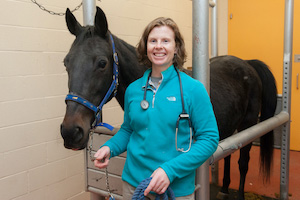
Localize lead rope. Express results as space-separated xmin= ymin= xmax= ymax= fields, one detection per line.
xmin=88 ymin=130 xmax=115 ymax=200
xmin=132 ymin=177 xmax=175 ymax=200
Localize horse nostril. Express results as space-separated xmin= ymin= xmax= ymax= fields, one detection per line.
xmin=60 ymin=124 xmax=84 ymax=143
xmin=73 ymin=126 xmax=84 ymax=143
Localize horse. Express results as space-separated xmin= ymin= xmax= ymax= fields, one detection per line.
xmin=60 ymin=7 xmax=277 ymax=200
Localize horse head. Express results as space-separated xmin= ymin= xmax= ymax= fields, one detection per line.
xmin=61 ymin=7 xmax=116 ymax=150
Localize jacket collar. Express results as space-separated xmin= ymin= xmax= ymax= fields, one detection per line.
xmin=141 ymin=65 xmax=177 ymax=88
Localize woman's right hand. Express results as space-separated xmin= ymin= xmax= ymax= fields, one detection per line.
xmin=94 ymin=146 xmax=111 ymax=169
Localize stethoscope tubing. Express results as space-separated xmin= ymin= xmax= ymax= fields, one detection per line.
xmin=141 ymin=67 xmax=192 ymax=152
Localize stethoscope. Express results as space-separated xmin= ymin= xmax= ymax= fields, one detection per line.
xmin=140 ymin=68 xmax=193 ymax=153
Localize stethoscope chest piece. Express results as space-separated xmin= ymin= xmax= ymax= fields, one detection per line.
xmin=140 ymin=100 xmax=149 ymax=110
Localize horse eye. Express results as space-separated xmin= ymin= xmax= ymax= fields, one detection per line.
xmin=97 ymin=60 xmax=107 ymax=69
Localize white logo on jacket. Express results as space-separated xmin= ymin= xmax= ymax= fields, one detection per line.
xmin=167 ymin=96 xmax=176 ymax=101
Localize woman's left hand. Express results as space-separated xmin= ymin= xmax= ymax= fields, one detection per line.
xmin=144 ymin=168 xmax=170 ymax=196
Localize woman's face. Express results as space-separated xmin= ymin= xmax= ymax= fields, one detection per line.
xmin=147 ymin=25 xmax=177 ymax=72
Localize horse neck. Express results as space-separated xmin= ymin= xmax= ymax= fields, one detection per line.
xmin=113 ymin=35 xmax=148 ymax=109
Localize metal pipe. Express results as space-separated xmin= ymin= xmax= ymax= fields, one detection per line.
xmin=211 ymin=0 xmax=218 ymax=58
xmin=210 ymin=0 xmax=219 ymax=185
xmin=88 ymin=186 xmax=122 ymax=200
xmin=192 ymin=0 xmax=210 ymax=90
xmin=192 ymin=1 xmax=210 ymax=200
xmin=210 ymin=111 xmax=289 ymax=164
xmin=82 ymin=0 xmax=96 ymax=26
xmin=281 ymin=0 xmax=294 ymax=199
xmin=82 ymin=2 xmax=97 ymax=199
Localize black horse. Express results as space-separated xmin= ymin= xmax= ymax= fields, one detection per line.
xmin=60 ymin=7 xmax=277 ymax=200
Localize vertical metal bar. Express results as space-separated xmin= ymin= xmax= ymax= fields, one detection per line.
xmin=193 ymin=0 xmax=210 ymax=89
xmin=211 ymin=0 xmax=218 ymax=58
xmin=280 ymin=0 xmax=293 ymax=199
xmin=82 ymin=1 xmax=96 ymax=199
xmin=210 ymin=0 xmax=219 ymax=185
xmin=82 ymin=0 xmax=96 ymax=26
xmin=192 ymin=0 xmax=210 ymax=200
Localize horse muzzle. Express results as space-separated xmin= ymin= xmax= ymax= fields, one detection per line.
xmin=60 ymin=122 xmax=89 ymax=150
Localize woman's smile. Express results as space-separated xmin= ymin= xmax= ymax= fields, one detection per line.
xmin=147 ymin=25 xmax=177 ymax=76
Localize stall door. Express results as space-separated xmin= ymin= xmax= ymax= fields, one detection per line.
xmin=228 ymin=0 xmax=300 ymax=151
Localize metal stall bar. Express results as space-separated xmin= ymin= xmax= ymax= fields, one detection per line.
xmin=82 ymin=1 xmax=97 ymax=200
xmin=209 ymin=0 xmax=219 ymax=186
xmin=192 ymin=1 xmax=210 ymax=200
xmin=83 ymin=0 xmax=96 ymax=26
xmin=281 ymin=0 xmax=294 ymax=199
xmin=210 ymin=0 xmax=218 ymax=58
xmin=210 ymin=111 xmax=289 ymax=164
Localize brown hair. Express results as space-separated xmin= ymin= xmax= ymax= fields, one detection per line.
xmin=137 ymin=17 xmax=187 ymax=69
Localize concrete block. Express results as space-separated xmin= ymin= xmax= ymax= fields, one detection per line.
xmin=22 ymin=75 xmax=47 ymax=99
xmin=0 ymin=0 xmax=67 ymax=30
xmin=0 ymin=172 xmax=28 ymax=200
xmin=12 ymin=188 xmax=47 ymax=200
xmin=0 ymin=118 xmax=62 ymax=153
xmin=0 ymin=98 xmax=46 ymax=128
xmin=28 ymin=160 xmax=67 ymax=191
xmin=68 ymin=191 xmax=90 ymax=200
xmin=0 ymin=76 xmax=26 ymax=102
xmin=44 ymin=96 xmax=66 ymax=119
xmin=0 ymin=26 xmax=73 ymax=52
xmin=46 ymin=139 xmax=81 ymax=163
xmin=0 ymin=52 xmax=44 ymax=77
xmin=65 ymin=153 xmax=85 ymax=178
xmin=0 ymin=144 xmax=47 ymax=178
xmin=42 ymin=74 xmax=68 ymax=97
xmin=102 ymin=106 xmax=124 ymax=127
xmin=46 ymin=173 xmax=86 ymax=200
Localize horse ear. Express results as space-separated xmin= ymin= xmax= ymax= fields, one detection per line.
xmin=65 ymin=8 xmax=82 ymax=36
xmin=94 ymin=7 xmax=108 ymax=37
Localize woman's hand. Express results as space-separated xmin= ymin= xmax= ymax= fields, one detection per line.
xmin=93 ymin=146 xmax=111 ymax=169
xmin=144 ymin=168 xmax=170 ymax=196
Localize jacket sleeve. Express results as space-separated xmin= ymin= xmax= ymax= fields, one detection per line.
xmin=101 ymin=87 xmax=133 ymax=157
xmin=160 ymin=81 xmax=219 ymax=183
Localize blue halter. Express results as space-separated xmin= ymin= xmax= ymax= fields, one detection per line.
xmin=65 ymin=34 xmax=119 ymax=131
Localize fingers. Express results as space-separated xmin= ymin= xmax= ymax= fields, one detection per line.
xmin=93 ymin=146 xmax=111 ymax=169
xmin=144 ymin=168 xmax=170 ymax=196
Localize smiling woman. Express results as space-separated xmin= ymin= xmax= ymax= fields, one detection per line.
xmin=137 ymin=17 xmax=187 ymax=72
xmin=93 ymin=16 xmax=219 ymax=200
xmin=146 ymin=26 xmax=177 ymax=76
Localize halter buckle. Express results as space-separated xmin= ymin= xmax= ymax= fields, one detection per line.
xmin=113 ymin=52 xmax=119 ymax=65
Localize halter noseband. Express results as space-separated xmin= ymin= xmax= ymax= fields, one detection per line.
xmin=65 ymin=34 xmax=119 ymax=131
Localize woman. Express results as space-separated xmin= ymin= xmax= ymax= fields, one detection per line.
xmin=94 ymin=17 xmax=219 ymax=200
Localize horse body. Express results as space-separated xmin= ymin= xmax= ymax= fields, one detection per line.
xmin=61 ymin=7 xmax=277 ymax=200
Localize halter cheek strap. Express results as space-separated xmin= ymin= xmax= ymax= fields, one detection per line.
xmin=65 ymin=34 xmax=119 ymax=131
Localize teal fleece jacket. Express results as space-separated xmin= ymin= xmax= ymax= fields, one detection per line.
xmin=103 ymin=65 xmax=219 ymax=197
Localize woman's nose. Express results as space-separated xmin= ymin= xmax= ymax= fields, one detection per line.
xmin=155 ymin=41 xmax=162 ymax=49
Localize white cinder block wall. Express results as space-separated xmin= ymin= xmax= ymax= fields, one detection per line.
xmin=0 ymin=0 xmax=227 ymax=199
